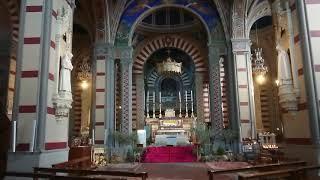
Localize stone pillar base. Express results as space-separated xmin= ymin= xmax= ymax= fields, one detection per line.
xmin=6 ymin=149 xmax=69 ymax=173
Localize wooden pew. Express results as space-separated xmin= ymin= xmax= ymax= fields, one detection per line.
xmin=34 ymin=167 xmax=148 ymax=180
xmin=208 ymin=161 xmax=306 ymax=180
xmin=238 ymin=165 xmax=320 ymax=180
xmin=5 ymin=171 xmax=116 ymax=179
xmin=52 ymin=156 xmax=92 ymax=169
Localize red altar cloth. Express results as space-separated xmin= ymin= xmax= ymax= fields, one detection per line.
xmin=142 ymin=146 xmax=197 ymax=163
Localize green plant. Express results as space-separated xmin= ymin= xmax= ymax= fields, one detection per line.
xmin=112 ymin=131 xmax=138 ymax=146
xmin=216 ymin=146 xmax=225 ymax=156
xmin=126 ymin=148 xmax=135 ymax=163
xmin=191 ymin=122 xmax=211 ymax=145
xmin=221 ymin=129 xmax=239 ymax=149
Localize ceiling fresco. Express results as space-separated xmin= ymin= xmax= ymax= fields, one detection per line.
xmin=115 ymin=0 xmax=220 ymax=45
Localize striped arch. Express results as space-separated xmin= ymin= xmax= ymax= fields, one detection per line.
xmin=134 ymin=35 xmax=206 ymax=74
xmin=3 ymin=0 xmax=19 ymax=42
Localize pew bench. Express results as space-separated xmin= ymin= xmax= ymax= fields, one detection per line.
xmin=208 ymin=161 xmax=306 ymax=180
xmin=34 ymin=167 xmax=148 ymax=180
xmin=238 ymin=165 xmax=320 ymax=180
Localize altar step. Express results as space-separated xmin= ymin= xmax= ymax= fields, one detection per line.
xmin=141 ymin=146 xmax=197 ymax=163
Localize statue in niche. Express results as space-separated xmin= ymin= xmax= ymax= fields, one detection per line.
xmin=276 ymin=44 xmax=292 ymax=85
xmin=59 ymin=52 xmax=73 ymax=92
xmin=276 ymin=43 xmax=298 ymax=113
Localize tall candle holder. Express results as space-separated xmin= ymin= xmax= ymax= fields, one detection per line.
xmin=152 ymin=91 xmax=156 ymax=118
xmin=185 ymin=90 xmax=189 ymax=118
xmin=191 ymin=90 xmax=194 ymax=118
xmin=146 ymin=91 xmax=150 ymax=118
xmin=159 ymin=91 xmax=162 ymax=118
xmin=179 ymin=91 xmax=182 ymax=118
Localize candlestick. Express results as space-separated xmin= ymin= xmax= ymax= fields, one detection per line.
xmin=146 ymin=91 xmax=150 ymax=118
xmin=153 ymin=91 xmax=156 ymax=118
xmin=92 ymin=129 xmax=95 ymax=145
xmin=104 ymin=129 xmax=108 ymax=145
xmin=185 ymin=90 xmax=189 ymax=118
xmin=191 ymin=90 xmax=193 ymax=102
xmin=179 ymin=91 xmax=182 ymax=117
xmin=13 ymin=121 xmax=16 ymax=152
xmin=159 ymin=91 xmax=162 ymax=118
xmin=30 ymin=120 xmax=37 ymax=152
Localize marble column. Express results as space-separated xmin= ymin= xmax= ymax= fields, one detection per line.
xmin=135 ymin=74 xmax=145 ymax=129
xmin=105 ymin=45 xmax=115 ymax=146
xmin=208 ymin=44 xmax=224 ymax=131
xmin=195 ymin=73 xmax=204 ymax=122
xmin=120 ymin=47 xmax=133 ymax=134
xmin=231 ymin=39 xmax=256 ymax=139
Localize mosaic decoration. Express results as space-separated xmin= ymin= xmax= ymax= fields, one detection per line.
xmin=116 ymin=0 xmax=219 ymax=44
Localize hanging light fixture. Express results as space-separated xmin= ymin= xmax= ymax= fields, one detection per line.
xmin=252 ymin=23 xmax=268 ymax=85
xmin=157 ymin=49 xmax=182 ymax=76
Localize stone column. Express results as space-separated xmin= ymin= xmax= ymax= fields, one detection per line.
xmin=8 ymin=0 xmax=75 ymax=172
xmin=92 ymin=44 xmax=106 ymax=145
xmin=195 ymin=73 xmax=204 ymax=122
xmin=231 ymin=39 xmax=256 ymax=140
xmin=105 ymin=45 xmax=115 ymax=146
xmin=208 ymin=44 xmax=223 ymax=131
xmin=120 ymin=47 xmax=133 ymax=134
xmin=135 ymin=74 xmax=145 ymax=129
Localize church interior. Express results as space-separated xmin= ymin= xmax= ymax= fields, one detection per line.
xmin=1 ymin=0 xmax=320 ymax=179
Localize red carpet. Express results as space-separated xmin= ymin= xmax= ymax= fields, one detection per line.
xmin=141 ymin=146 xmax=197 ymax=163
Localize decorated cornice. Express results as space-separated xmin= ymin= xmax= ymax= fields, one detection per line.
xmin=231 ymin=38 xmax=251 ymax=52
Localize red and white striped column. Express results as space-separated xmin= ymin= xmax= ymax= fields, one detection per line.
xmin=231 ymin=39 xmax=256 ymax=140
xmin=93 ymin=44 xmax=107 ymax=145
xmin=9 ymin=0 xmax=74 ymax=170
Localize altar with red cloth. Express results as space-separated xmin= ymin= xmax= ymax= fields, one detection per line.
xmin=141 ymin=145 xmax=197 ymax=163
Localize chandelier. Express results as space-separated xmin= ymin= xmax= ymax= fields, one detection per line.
xmin=77 ymin=62 xmax=91 ymax=89
xmin=252 ymin=23 xmax=268 ymax=85
xmin=157 ymin=56 xmax=182 ymax=76
xmin=77 ymin=62 xmax=91 ymax=81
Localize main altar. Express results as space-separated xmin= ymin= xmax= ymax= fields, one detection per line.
xmin=146 ymin=108 xmax=195 ymax=144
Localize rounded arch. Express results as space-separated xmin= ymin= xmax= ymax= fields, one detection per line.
xmin=1 ymin=0 xmax=19 ymax=42
xmin=127 ymin=4 xmax=212 ymax=46
xmin=245 ymin=0 xmax=271 ymax=38
xmin=134 ymin=35 xmax=206 ymax=74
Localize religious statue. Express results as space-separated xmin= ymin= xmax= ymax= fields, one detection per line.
xmin=59 ymin=52 xmax=73 ymax=92
xmin=276 ymin=44 xmax=292 ymax=86
xmin=276 ymin=44 xmax=298 ymax=113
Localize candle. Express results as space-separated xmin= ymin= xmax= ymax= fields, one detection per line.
xmin=179 ymin=91 xmax=181 ymax=102
xmin=104 ymin=129 xmax=108 ymax=145
xmin=13 ymin=121 xmax=16 ymax=152
xmin=185 ymin=90 xmax=187 ymax=102
xmin=191 ymin=90 xmax=193 ymax=102
xmin=92 ymin=129 xmax=95 ymax=145
xmin=30 ymin=120 xmax=37 ymax=152
xmin=146 ymin=91 xmax=149 ymax=104
xmin=153 ymin=91 xmax=155 ymax=103
xmin=159 ymin=91 xmax=161 ymax=103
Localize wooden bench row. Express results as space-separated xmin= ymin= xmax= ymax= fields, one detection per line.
xmin=238 ymin=165 xmax=320 ymax=180
xmin=34 ymin=167 xmax=148 ymax=180
xmin=208 ymin=161 xmax=307 ymax=180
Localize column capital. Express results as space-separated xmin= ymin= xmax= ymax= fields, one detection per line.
xmin=231 ymin=38 xmax=251 ymax=52
xmin=113 ymin=46 xmax=133 ymax=59
xmin=94 ymin=43 xmax=114 ymax=58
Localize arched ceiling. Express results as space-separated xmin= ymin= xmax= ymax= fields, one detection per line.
xmin=0 ymin=2 xmax=11 ymax=53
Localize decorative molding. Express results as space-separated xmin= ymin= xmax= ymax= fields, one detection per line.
xmin=231 ymin=39 xmax=251 ymax=52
